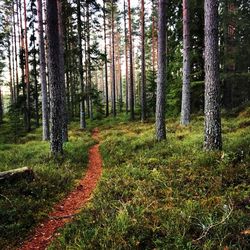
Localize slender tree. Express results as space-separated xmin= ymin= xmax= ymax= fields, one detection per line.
xmin=57 ymin=0 xmax=68 ymax=142
xmin=77 ymin=0 xmax=86 ymax=129
xmin=46 ymin=0 xmax=63 ymax=155
xmin=24 ymin=0 xmax=31 ymax=132
xmin=127 ymin=0 xmax=134 ymax=120
xmin=155 ymin=0 xmax=168 ymax=141
xmin=103 ymin=0 xmax=109 ymax=117
xmin=111 ymin=0 xmax=116 ymax=117
xmin=123 ymin=0 xmax=129 ymax=113
xmin=141 ymin=0 xmax=146 ymax=122
xmin=37 ymin=0 xmax=49 ymax=140
xmin=180 ymin=0 xmax=191 ymax=125
xmin=204 ymin=0 xmax=222 ymax=150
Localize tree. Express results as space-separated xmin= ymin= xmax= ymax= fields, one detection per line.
xmin=155 ymin=0 xmax=168 ymax=141
xmin=127 ymin=0 xmax=134 ymax=120
xmin=140 ymin=0 xmax=146 ymax=122
xmin=180 ymin=0 xmax=191 ymax=125
xmin=46 ymin=0 xmax=63 ymax=155
xmin=24 ymin=0 xmax=31 ymax=132
xmin=204 ymin=0 xmax=222 ymax=150
xmin=103 ymin=0 xmax=109 ymax=117
xmin=77 ymin=0 xmax=86 ymax=129
xmin=57 ymin=0 xmax=68 ymax=142
xmin=111 ymin=0 xmax=116 ymax=117
xmin=0 ymin=87 xmax=3 ymax=124
xmin=37 ymin=0 xmax=49 ymax=140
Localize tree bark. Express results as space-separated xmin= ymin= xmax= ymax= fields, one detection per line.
xmin=204 ymin=0 xmax=222 ymax=150
xmin=155 ymin=0 xmax=168 ymax=141
xmin=141 ymin=0 xmax=146 ymax=122
xmin=37 ymin=0 xmax=50 ymax=141
xmin=57 ymin=0 xmax=68 ymax=142
xmin=103 ymin=0 xmax=109 ymax=117
xmin=77 ymin=0 xmax=86 ymax=129
xmin=123 ymin=0 xmax=129 ymax=113
xmin=111 ymin=0 xmax=116 ymax=117
xmin=127 ymin=0 xmax=134 ymax=120
xmin=24 ymin=0 xmax=31 ymax=132
xmin=180 ymin=0 xmax=191 ymax=125
xmin=46 ymin=0 xmax=63 ymax=155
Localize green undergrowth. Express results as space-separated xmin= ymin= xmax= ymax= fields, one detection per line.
xmin=50 ymin=108 xmax=250 ymax=250
xmin=0 ymin=122 xmax=94 ymax=249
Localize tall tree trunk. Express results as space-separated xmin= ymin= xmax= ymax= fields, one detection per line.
xmin=103 ymin=0 xmax=109 ymax=117
xmin=57 ymin=0 xmax=68 ymax=142
xmin=7 ymin=39 xmax=14 ymax=104
xmin=127 ymin=0 xmax=134 ymax=120
xmin=37 ymin=0 xmax=49 ymax=140
xmin=19 ymin=0 xmax=25 ymax=105
xmin=12 ymin=1 xmax=19 ymax=101
xmin=155 ymin=0 xmax=168 ymax=141
xmin=0 ymin=88 xmax=3 ymax=124
xmin=24 ymin=0 xmax=31 ymax=132
xmin=141 ymin=0 xmax=146 ymax=122
xmin=46 ymin=0 xmax=63 ymax=155
xmin=124 ymin=0 xmax=129 ymax=113
xmin=86 ymin=3 xmax=93 ymax=120
xmin=111 ymin=0 xmax=116 ymax=117
xmin=204 ymin=0 xmax=222 ymax=150
xmin=180 ymin=0 xmax=191 ymax=125
xmin=77 ymin=0 xmax=86 ymax=129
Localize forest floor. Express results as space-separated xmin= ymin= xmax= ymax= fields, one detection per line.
xmin=1 ymin=106 xmax=250 ymax=249
xmin=18 ymin=128 xmax=102 ymax=250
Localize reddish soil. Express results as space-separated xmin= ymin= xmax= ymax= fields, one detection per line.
xmin=18 ymin=128 xmax=102 ymax=250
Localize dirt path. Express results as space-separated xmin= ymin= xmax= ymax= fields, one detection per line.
xmin=18 ymin=128 xmax=102 ymax=250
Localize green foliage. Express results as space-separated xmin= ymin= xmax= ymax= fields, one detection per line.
xmin=50 ymin=109 xmax=250 ymax=250
xmin=0 ymin=123 xmax=94 ymax=249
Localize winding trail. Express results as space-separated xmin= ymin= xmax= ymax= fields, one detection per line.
xmin=19 ymin=128 xmax=102 ymax=250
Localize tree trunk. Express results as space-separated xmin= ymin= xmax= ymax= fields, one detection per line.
xmin=180 ymin=0 xmax=191 ymax=125
xmin=127 ymin=0 xmax=134 ymax=120
xmin=0 ymin=88 xmax=3 ymax=124
xmin=155 ymin=0 xmax=168 ymax=141
xmin=37 ymin=0 xmax=50 ymax=141
xmin=77 ymin=0 xmax=86 ymax=129
xmin=12 ymin=1 xmax=19 ymax=101
xmin=24 ymin=0 xmax=31 ymax=132
xmin=46 ymin=0 xmax=63 ymax=155
xmin=57 ymin=0 xmax=68 ymax=142
xmin=141 ymin=0 xmax=146 ymax=122
xmin=103 ymin=0 xmax=109 ymax=117
xmin=204 ymin=0 xmax=222 ymax=150
xmin=111 ymin=0 xmax=116 ymax=117
xmin=7 ymin=39 xmax=14 ymax=104
xmin=124 ymin=0 xmax=129 ymax=113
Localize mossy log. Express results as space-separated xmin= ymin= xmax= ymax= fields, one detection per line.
xmin=0 ymin=167 xmax=34 ymax=182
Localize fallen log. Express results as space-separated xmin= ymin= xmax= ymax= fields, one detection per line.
xmin=0 ymin=167 xmax=34 ymax=182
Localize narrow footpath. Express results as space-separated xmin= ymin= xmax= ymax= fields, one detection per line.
xmin=19 ymin=128 xmax=102 ymax=250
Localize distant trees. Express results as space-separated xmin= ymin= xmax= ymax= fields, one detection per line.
xmin=204 ymin=0 xmax=222 ymax=150
xmin=155 ymin=0 xmax=168 ymax=141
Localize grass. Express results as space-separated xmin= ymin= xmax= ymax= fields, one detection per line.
xmin=49 ymin=108 xmax=250 ymax=250
xmin=0 ymin=121 xmax=94 ymax=249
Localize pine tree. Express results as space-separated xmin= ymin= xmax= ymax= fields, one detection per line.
xmin=141 ymin=0 xmax=146 ymax=122
xmin=37 ymin=0 xmax=49 ymax=140
xmin=180 ymin=0 xmax=191 ymax=125
xmin=155 ymin=0 xmax=168 ymax=141
xmin=204 ymin=0 xmax=222 ymax=150
xmin=46 ymin=0 xmax=63 ymax=155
